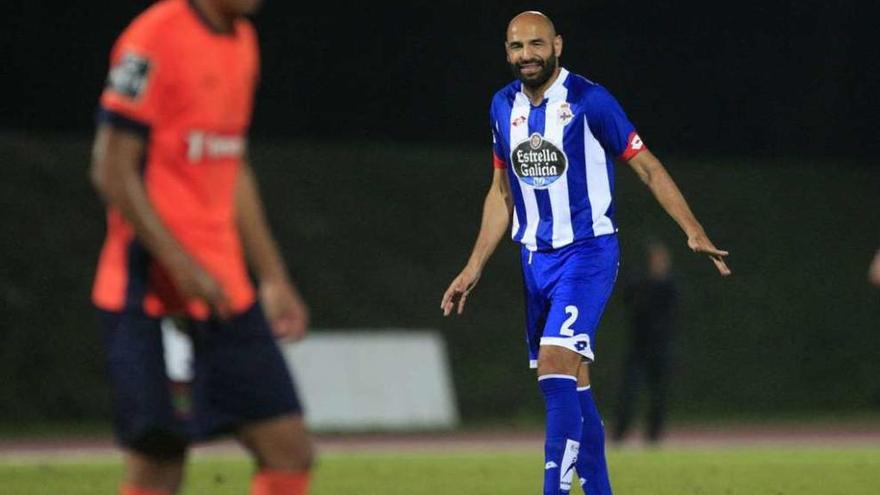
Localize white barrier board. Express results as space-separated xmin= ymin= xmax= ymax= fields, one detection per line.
xmin=281 ymin=330 xmax=459 ymax=431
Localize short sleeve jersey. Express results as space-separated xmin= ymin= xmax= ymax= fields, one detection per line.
xmin=92 ymin=0 xmax=260 ymax=318
xmin=489 ymin=68 xmax=646 ymax=251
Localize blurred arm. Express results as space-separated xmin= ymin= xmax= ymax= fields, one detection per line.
xmin=627 ymin=150 xmax=731 ymax=276
xmin=90 ymin=125 xmax=231 ymax=315
xmin=91 ymin=125 xmax=185 ymax=268
xmin=236 ymin=161 xmax=292 ymax=284
xmin=236 ymin=160 xmax=309 ymax=338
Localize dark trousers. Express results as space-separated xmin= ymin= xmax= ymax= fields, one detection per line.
xmin=612 ymin=339 xmax=670 ymax=443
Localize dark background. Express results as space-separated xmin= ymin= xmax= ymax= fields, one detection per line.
xmin=1 ymin=0 xmax=879 ymax=426
xmin=4 ymin=0 xmax=879 ymax=156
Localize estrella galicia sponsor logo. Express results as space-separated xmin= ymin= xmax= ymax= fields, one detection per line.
xmin=107 ymin=52 xmax=151 ymax=100
xmin=510 ymin=132 xmax=568 ymax=189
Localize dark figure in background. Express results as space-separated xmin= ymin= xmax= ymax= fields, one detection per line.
xmin=613 ymin=241 xmax=679 ymax=444
xmin=869 ymin=248 xmax=880 ymax=287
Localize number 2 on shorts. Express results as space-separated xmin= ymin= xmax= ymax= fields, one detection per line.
xmin=560 ymin=305 xmax=579 ymax=337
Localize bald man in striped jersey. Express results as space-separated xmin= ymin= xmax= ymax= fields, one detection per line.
xmin=442 ymin=11 xmax=730 ymax=495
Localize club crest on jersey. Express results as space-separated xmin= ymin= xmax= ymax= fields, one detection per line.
xmin=557 ymin=102 xmax=574 ymax=125
xmin=511 ymin=115 xmax=527 ymax=127
xmin=107 ymin=52 xmax=151 ymax=100
xmin=511 ymin=133 xmax=568 ymax=189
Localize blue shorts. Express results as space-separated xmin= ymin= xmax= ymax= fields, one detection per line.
xmin=99 ymin=303 xmax=302 ymax=457
xmin=521 ymin=234 xmax=619 ymax=368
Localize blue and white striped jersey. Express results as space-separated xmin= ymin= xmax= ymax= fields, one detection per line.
xmin=491 ymin=68 xmax=646 ymax=251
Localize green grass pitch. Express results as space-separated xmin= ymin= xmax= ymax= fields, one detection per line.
xmin=1 ymin=447 xmax=878 ymax=494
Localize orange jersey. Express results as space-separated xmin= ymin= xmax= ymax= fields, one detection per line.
xmin=92 ymin=0 xmax=259 ymax=318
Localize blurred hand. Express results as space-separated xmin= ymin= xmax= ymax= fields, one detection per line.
xmin=260 ymin=278 xmax=309 ymax=340
xmin=687 ymin=232 xmax=731 ymax=277
xmin=441 ymin=266 xmax=481 ymax=316
xmin=171 ymin=257 xmax=232 ymax=319
xmin=869 ymin=250 xmax=880 ymax=287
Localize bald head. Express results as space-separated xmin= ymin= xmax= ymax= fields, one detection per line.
xmin=507 ymin=11 xmax=557 ymax=39
xmin=505 ymin=11 xmax=562 ymax=91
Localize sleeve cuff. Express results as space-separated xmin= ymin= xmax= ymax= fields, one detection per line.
xmin=492 ymin=151 xmax=507 ymax=169
xmin=96 ymin=107 xmax=150 ymax=138
xmin=619 ymin=131 xmax=647 ymax=161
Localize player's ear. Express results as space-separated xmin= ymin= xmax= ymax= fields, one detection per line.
xmin=504 ymin=41 xmax=512 ymax=63
xmin=554 ymin=35 xmax=563 ymax=58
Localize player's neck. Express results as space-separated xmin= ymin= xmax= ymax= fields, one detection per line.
xmin=190 ymin=0 xmax=237 ymax=34
xmin=522 ymin=67 xmax=562 ymax=106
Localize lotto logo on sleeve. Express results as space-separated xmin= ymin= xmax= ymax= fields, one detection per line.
xmin=629 ymin=133 xmax=644 ymax=151
xmin=510 ymin=133 xmax=568 ymax=189
xmin=620 ymin=131 xmax=646 ymax=160
xmin=106 ymin=52 xmax=152 ymax=100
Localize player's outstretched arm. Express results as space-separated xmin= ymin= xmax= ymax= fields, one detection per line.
xmin=90 ymin=125 xmax=232 ymax=317
xmin=441 ymin=168 xmax=513 ymax=316
xmin=627 ymin=150 xmax=731 ymax=276
xmin=236 ymin=161 xmax=309 ymax=340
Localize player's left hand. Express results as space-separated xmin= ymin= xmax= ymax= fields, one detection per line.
xmin=687 ymin=232 xmax=732 ymax=277
xmin=441 ymin=266 xmax=481 ymax=316
xmin=260 ymin=278 xmax=310 ymax=341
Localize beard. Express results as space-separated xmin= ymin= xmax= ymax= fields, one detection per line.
xmin=510 ymin=52 xmax=558 ymax=89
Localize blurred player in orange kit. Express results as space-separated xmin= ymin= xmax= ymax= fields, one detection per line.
xmin=90 ymin=1 xmax=313 ymax=494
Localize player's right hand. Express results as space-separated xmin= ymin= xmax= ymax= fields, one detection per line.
xmin=441 ymin=267 xmax=481 ymax=316
xmin=171 ymin=258 xmax=232 ymax=319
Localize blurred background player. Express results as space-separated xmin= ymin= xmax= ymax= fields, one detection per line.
xmin=90 ymin=1 xmax=312 ymax=494
xmin=613 ymin=240 xmax=679 ymax=445
xmin=441 ymin=11 xmax=730 ymax=495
